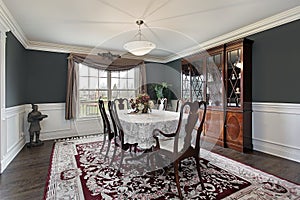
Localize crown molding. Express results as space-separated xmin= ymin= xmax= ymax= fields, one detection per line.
xmin=164 ymin=5 xmax=300 ymax=63
xmin=27 ymin=40 xmax=94 ymax=54
xmin=0 ymin=1 xmax=11 ymax=32
xmin=0 ymin=0 xmax=29 ymax=47
xmin=1 ymin=1 xmax=299 ymax=63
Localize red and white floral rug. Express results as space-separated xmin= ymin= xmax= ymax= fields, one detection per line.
xmin=44 ymin=135 xmax=300 ymax=199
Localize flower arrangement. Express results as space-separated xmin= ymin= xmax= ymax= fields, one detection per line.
xmin=130 ymin=93 xmax=154 ymax=113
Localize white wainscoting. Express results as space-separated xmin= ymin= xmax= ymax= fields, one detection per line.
xmin=2 ymin=102 xmax=299 ymax=173
xmin=252 ymin=102 xmax=300 ymax=163
xmin=1 ymin=103 xmax=102 ymax=173
xmin=23 ymin=103 xmax=102 ymax=141
xmin=1 ymin=105 xmax=26 ymax=173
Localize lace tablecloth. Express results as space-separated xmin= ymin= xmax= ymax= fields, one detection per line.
xmin=118 ymin=110 xmax=180 ymax=148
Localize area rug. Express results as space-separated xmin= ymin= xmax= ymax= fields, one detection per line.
xmin=44 ymin=135 xmax=300 ymax=199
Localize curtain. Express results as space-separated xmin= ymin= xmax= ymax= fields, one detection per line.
xmin=65 ymin=53 xmax=146 ymax=120
xmin=139 ymin=63 xmax=147 ymax=94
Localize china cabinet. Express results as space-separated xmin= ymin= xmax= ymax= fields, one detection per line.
xmin=181 ymin=38 xmax=253 ymax=152
xmin=225 ymin=39 xmax=253 ymax=152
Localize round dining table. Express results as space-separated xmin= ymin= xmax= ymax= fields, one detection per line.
xmin=117 ymin=109 xmax=180 ymax=148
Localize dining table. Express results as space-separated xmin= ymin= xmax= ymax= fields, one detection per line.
xmin=117 ymin=109 xmax=181 ymax=149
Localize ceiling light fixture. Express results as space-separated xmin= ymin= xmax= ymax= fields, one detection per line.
xmin=123 ymin=20 xmax=156 ymax=56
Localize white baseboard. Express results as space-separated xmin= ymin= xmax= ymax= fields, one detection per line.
xmin=253 ymin=138 xmax=300 ymax=163
xmin=252 ymin=102 xmax=300 ymax=163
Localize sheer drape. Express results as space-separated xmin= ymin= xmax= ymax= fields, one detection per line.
xmin=65 ymin=53 xmax=146 ymax=120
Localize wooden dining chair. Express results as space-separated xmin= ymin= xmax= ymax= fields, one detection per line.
xmin=175 ymin=99 xmax=185 ymax=112
xmin=114 ymin=98 xmax=129 ymax=111
xmin=98 ymin=99 xmax=115 ymax=161
xmin=150 ymin=101 xmax=207 ymax=199
xmin=157 ymin=98 xmax=167 ymax=111
xmin=108 ymin=100 xmax=138 ymax=170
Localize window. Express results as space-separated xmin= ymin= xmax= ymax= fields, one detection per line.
xmin=78 ymin=63 xmax=139 ymax=118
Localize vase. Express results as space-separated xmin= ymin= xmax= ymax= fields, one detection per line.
xmin=142 ymin=107 xmax=150 ymax=113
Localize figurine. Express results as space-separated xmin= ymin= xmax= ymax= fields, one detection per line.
xmin=27 ymin=104 xmax=48 ymax=147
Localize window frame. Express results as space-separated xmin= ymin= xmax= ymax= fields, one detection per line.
xmin=77 ymin=63 xmax=139 ymax=119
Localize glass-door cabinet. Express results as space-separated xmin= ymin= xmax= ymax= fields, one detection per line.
xmin=181 ymin=46 xmax=225 ymax=147
xmin=225 ymin=39 xmax=253 ymax=152
xmin=181 ymin=56 xmax=205 ymax=102
xmin=181 ymin=39 xmax=253 ymax=152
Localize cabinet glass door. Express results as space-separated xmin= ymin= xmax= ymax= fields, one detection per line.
xmin=226 ymin=48 xmax=241 ymax=107
xmin=181 ymin=59 xmax=205 ymax=102
xmin=207 ymin=53 xmax=223 ymax=106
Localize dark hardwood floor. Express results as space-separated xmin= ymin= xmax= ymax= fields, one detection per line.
xmin=0 ymin=139 xmax=299 ymax=200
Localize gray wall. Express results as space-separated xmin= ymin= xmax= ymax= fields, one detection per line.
xmin=146 ymin=59 xmax=181 ymax=99
xmin=5 ymin=19 xmax=300 ymax=107
xmin=26 ymin=50 xmax=68 ymax=104
xmin=249 ymin=19 xmax=300 ymax=103
xmin=5 ymin=32 xmax=68 ymax=107
xmin=5 ymin=32 xmax=27 ymax=107
xmin=148 ymin=19 xmax=300 ymax=104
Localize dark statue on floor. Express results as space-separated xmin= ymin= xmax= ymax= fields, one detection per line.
xmin=27 ymin=104 xmax=48 ymax=147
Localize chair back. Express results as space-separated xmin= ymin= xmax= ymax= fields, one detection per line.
xmin=175 ymin=99 xmax=185 ymax=112
xmin=98 ymin=100 xmax=107 ymax=133
xmin=108 ymin=101 xmax=125 ymax=145
xmin=174 ymin=101 xmax=207 ymax=154
xmin=98 ymin=99 xmax=114 ymax=141
xmin=157 ymin=98 xmax=167 ymax=111
xmin=114 ymin=98 xmax=129 ymax=111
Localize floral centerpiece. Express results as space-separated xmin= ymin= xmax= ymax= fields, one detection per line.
xmin=130 ymin=93 xmax=154 ymax=113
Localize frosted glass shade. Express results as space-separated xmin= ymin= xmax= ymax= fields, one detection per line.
xmin=123 ymin=40 xmax=156 ymax=56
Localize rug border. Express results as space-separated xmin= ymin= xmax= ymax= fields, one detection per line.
xmin=207 ymin=148 xmax=300 ymax=186
xmin=43 ymin=142 xmax=56 ymax=200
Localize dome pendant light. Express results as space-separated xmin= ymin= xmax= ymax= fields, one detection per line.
xmin=123 ymin=20 xmax=156 ymax=56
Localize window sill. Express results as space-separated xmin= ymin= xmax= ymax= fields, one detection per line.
xmin=76 ymin=116 xmax=100 ymax=122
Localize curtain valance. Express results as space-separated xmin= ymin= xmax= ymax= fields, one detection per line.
xmin=65 ymin=53 xmax=147 ymax=120
xmin=68 ymin=53 xmax=144 ymax=71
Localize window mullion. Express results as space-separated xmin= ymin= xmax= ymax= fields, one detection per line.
xmin=108 ymin=71 xmax=111 ymax=100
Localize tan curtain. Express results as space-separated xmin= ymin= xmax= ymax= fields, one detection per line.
xmin=65 ymin=55 xmax=77 ymax=120
xmin=139 ymin=63 xmax=147 ymax=94
xmin=65 ymin=53 xmax=146 ymax=120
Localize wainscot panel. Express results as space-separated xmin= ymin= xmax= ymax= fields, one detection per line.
xmin=1 ymin=103 xmax=102 ymax=173
xmin=252 ymin=102 xmax=300 ymax=163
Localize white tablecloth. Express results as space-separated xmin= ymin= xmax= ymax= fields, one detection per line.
xmin=117 ymin=109 xmax=180 ymax=148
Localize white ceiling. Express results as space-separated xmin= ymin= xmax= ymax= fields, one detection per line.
xmin=2 ymin=0 xmax=300 ymax=60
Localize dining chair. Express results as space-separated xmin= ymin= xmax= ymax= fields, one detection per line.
xmin=150 ymin=101 xmax=207 ymax=199
xmin=157 ymin=98 xmax=167 ymax=111
xmin=175 ymin=99 xmax=185 ymax=112
xmin=98 ymin=99 xmax=115 ymax=162
xmin=114 ymin=98 xmax=129 ymax=111
xmin=108 ymin=100 xmax=138 ymax=171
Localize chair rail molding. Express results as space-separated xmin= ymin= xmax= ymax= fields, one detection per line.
xmin=252 ymin=102 xmax=300 ymax=163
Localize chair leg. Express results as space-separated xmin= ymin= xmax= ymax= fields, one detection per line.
xmin=109 ymin=144 xmax=118 ymax=167
xmin=104 ymin=139 xmax=111 ymax=162
xmin=100 ymin=133 xmax=107 ymax=154
xmin=118 ymin=150 xmax=125 ymax=172
xmin=194 ymin=156 xmax=205 ymax=190
xmin=174 ymin=161 xmax=183 ymax=199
